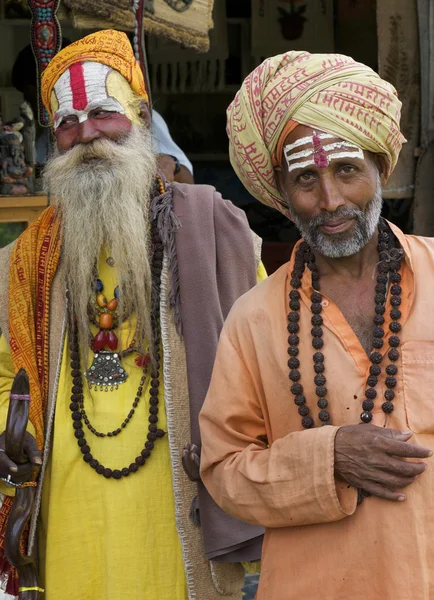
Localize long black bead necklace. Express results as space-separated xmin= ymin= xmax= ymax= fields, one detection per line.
xmin=287 ymin=218 xmax=404 ymax=429
xmin=68 ymin=184 xmax=167 ymax=480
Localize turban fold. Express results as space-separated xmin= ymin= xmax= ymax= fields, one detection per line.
xmin=41 ymin=29 xmax=148 ymax=120
xmin=227 ymin=51 xmax=406 ymax=217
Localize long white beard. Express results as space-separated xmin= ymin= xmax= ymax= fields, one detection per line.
xmin=43 ymin=125 xmax=157 ymax=358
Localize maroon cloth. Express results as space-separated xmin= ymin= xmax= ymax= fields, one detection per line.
xmin=172 ymin=182 xmax=264 ymax=562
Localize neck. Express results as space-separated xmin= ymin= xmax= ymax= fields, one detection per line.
xmin=312 ymin=229 xmax=379 ymax=279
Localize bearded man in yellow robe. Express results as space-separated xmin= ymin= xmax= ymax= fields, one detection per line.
xmin=0 ymin=30 xmax=265 ymax=599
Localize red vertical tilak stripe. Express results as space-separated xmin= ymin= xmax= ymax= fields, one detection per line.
xmin=69 ymin=62 xmax=87 ymax=111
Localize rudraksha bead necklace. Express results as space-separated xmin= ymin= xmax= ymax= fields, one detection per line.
xmin=288 ymin=218 xmax=403 ymax=429
xmin=68 ymin=178 xmax=167 ymax=480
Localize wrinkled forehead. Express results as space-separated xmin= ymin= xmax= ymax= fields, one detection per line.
xmin=50 ymin=61 xmax=139 ymax=129
xmin=283 ymin=130 xmax=364 ymax=173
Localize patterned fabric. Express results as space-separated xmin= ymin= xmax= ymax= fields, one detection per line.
xmin=41 ymin=29 xmax=148 ymax=120
xmin=2 ymin=206 xmax=62 ymax=595
xmin=227 ymin=51 xmax=406 ymax=217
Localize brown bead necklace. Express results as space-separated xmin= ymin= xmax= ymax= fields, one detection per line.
xmin=68 ymin=177 xmax=167 ymax=480
xmin=287 ymin=218 xmax=404 ymax=429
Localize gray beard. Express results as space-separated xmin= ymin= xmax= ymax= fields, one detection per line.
xmin=289 ymin=175 xmax=383 ymax=258
xmin=43 ymin=125 xmax=157 ymax=359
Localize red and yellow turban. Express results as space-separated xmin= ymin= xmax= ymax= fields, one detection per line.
xmin=41 ymin=29 xmax=148 ymax=121
xmin=227 ymin=52 xmax=406 ymax=217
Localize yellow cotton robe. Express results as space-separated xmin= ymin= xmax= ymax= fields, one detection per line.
xmin=0 ymin=257 xmax=266 ymax=599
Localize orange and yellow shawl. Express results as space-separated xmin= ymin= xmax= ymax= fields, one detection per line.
xmin=0 ymin=206 xmax=61 ymax=595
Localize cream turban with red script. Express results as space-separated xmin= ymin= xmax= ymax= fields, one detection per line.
xmin=227 ymin=51 xmax=406 ymax=217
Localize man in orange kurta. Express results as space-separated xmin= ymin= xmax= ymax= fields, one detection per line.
xmin=200 ymin=51 xmax=434 ymax=599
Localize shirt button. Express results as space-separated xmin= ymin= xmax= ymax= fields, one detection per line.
xmin=321 ymin=299 xmax=329 ymax=307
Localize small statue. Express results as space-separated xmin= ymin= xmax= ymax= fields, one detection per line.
xmin=19 ymin=102 xmax=36 ymax=168
xmin=0 ymin=133 xmax=33 ymax=195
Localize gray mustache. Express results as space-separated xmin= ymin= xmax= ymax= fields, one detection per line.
xmin=309 ymin=207 xmax=363 ymax=227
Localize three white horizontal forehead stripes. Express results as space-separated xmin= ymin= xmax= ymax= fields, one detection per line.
xmin=283 ymin=133 xmax=364 ymax=173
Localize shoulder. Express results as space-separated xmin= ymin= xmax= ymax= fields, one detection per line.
xmin=224 ymin=262 xmax=289 ymax=337
xmin=172 ymin=182 xmax=252 ymax=227
xmin=404 ymin=233 xmax=434 ymax=271
xmin=172 ymin=182 xmax=261 ymax=265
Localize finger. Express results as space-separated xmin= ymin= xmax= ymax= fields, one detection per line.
xmin=385 ymin=441 xmax=433 ymax=459
xmin=0 ymin=452 xmax=18 ymax=474
xmin=361 ymin=481 xmax=406 ymax=502
xmin=380 ymin=458 xmax=427 ymax=478
xmin=192 ymin=453 xmax=200 ymax=468
xmin=12 ymin=462 xmax=34 ymax=484
xmin=369 ymin=472 xmax=415 ymax=489
xmin=23 ymin=435 xmax=42 ymax=465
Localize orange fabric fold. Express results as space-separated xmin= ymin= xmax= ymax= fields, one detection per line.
xmin=1 ymin=206 xmax=61 ymax=593
xmin=272 ymin=119 xmax=299 ymax=167
xmin=8 ymin=206 xmax=62 ymax=450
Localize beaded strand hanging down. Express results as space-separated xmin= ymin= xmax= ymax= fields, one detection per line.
xmin=287 ymin=218 xmax=403 ymax=429
xmin=69 ymin=178 xmax=167 ymax=479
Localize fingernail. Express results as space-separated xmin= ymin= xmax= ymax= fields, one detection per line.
xmin=9 ymin=466 xmax=17 ymax=473
xmin=398 ymin=495 xmax=406 ymax=501
xmin=428 ymin=451 xmax=433 ymax=457
xmin=400 ymin=430 xmax=412 ymax=435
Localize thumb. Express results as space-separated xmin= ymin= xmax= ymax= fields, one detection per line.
xmin=24 ymin=434 xmax=42 ymax=465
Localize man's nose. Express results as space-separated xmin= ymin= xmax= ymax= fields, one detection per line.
xmin=318 ymin=175 xmax=346 ymax=212
xmin=76 ymin=119 xmax=101 ymax=144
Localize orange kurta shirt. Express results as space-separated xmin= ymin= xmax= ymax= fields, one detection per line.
xmin=200 ymin=223 xmax=434 ymax=600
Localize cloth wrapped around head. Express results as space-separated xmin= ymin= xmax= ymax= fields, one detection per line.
xmin=41 ymin=29 xmax=148 ymax=123
xmin=227 ymin=51 xmax=406 ymax=217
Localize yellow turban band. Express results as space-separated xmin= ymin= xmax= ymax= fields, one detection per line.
xmin=41 ymin=29 xmax=148 ymax=121
xmin=227 ymin=51 xmax=406 ymax=218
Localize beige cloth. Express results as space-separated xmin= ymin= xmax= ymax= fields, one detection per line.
xmin=61 ymin=0 xmax=214 ymax=53
xmin=200 ymin=223 xmax=434 ymax=599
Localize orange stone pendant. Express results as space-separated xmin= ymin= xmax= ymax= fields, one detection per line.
xmin=107 ymin=298 xmax=118 ymax=311
xmin=96 ymin=293 xmax=108 ymax=308
xmin=99 ymin=313 xmax=113 ymax=329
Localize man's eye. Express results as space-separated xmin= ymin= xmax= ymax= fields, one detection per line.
xmin=92 ymin=109 xmax=116 ymax=118
xmin=59 ymin=116 xmax=78 ymax=127
xmin=340 ymin=165 xmax=357 ymax=174
xmin=298 ymin=171 xmax=315 ymax=183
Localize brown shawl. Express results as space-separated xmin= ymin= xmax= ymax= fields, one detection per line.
xmin=172 ymin=183 xmax=264 ymax=561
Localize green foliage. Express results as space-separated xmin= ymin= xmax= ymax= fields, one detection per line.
xmin=0 ymin=223 xmax=24 ymax=248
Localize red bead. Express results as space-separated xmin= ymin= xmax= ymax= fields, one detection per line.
xmin=135 ymin=353 xmax=150 ymax=368
xmin=93 ymin=330 xmax=108 ymax=351
xmin=106 ymin=330 xmax=118 ymax=351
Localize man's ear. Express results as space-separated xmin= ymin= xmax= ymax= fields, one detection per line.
xmin=138 ymin=100 xmax=151 ymax=129
xmin=373 ymin=153 xmax=389 ymax=186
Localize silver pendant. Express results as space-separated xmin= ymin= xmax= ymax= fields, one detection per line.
xmin=84 ymin=351 xmax=128 ymax=391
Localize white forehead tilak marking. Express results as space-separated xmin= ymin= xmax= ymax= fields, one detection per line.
xmin=53 ymin=62 xmax=125 ymax=130
xmin=283 ymin=132 xmax=364 ymax=174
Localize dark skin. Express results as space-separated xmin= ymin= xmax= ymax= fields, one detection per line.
xmin=276 ymin=125 xmax=432 ymax=502
xmin=55 ymin=100 xmax=194 ymax=183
